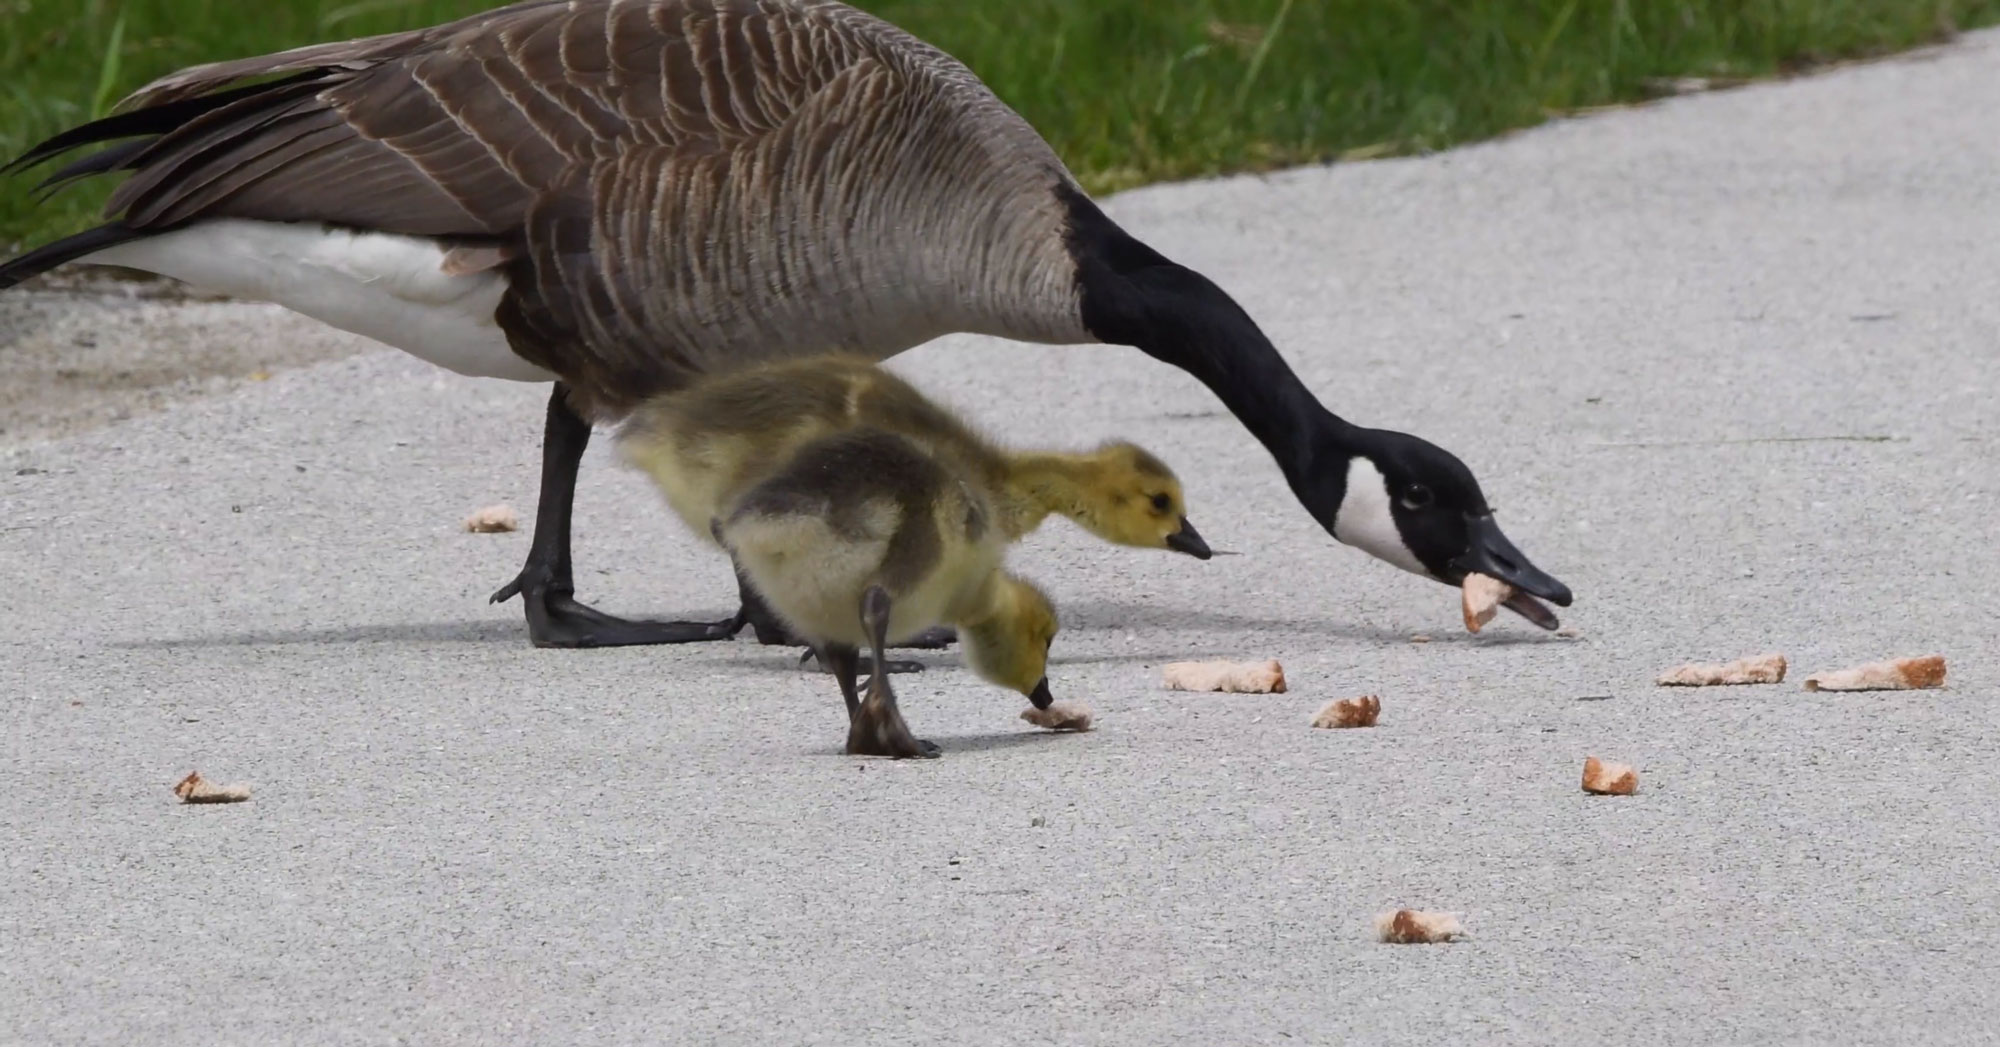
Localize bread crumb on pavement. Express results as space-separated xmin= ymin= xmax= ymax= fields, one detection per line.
xmin=173 ymin=771 xmax=251 ymax=804
xmin=1581 ymin=756 xmax=1638 ymax=795
xmin=1311 ymin=695 xmax=1380 ymax=729
xmin=1020 ymin=702 xmax=1094 ymax=731
xmin=463 ymin=504 xmax=520 ymax=533
xmin=1375 ymin=909 xmax=1463 ymax=943
xmin=1803 ymin=655 xmax=1945 ymax=692
xmin=1162 ymin=660 xmax=1286 ymax=694
xmin=1656 ymin=652 xmax=1787 ymax=686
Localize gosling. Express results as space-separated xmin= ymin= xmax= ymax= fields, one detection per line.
xmin=615 ymin=354 xmax=1210 ymax=654
xmin=714 ymin=427 xmax=1060 ymax=759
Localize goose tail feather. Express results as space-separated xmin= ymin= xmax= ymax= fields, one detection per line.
xmin=0 ymin=224 xmax=149 ymax=290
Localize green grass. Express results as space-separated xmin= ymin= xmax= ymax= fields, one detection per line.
xmin=3 ymin=0 xmax=1996 ymax=249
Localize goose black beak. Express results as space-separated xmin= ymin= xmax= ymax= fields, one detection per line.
xmin=1027 ymin=678 xmax=1054 ymax=710
xmin=1450 ymin=512 xmax=1572 ymax=629
xmin=1165 ymin=516 xmax=1212 ymax=560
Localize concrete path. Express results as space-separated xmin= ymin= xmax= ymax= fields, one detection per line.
xmin=3 ymin=29 xmax=1997 ymax=1047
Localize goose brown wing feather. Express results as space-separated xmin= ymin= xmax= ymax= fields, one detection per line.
xmin=499 ymin=54 xmax=923 ymax=404
xmin=92 ymin=0 xmax=851 ymax=239
xmin=35 ymin=0 xmax=1086 ymax=407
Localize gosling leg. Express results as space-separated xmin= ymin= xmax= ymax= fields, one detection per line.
xmin=844 ymin=585 xmax=940 ymax=759
xmin=490 ymin=384 xmax=743 ymax=648
xmin=756 ymin=560 xmax=945 ymax=674
xmin=720 ymin=532 xmax=939 ymax=672
xmin=819 ymin=644 xmax=864 ymax=721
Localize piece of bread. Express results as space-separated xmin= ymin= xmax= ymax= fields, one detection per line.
xmin=173 ymin=771 xmax=251 ymax=804
xmin=463 ymin=504 xmax=520 ymax=533
xmin=1020 ymin=702 xmax=1094 ymax=731
xmin=1162 ymin=660 xmax=1287 ymax=694
xmin=1375 ymin=909 xmax=1464 ymax=944
xmin=1461 ymin=573 xmax=1513 ymax=633
xmin=1655 ymin=652 xmax=1787 ymax=686
xmin=1581 ymin=756 xmax=1638 ymax=795
xmin=1803 ymin=655 xmax=1946 ymax=692
xmin=1311 ymin=695 xmax=1381 ymax=729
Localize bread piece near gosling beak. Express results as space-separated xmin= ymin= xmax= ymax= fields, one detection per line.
xmin=1020 ymin=702 xmax=1093 ymax=731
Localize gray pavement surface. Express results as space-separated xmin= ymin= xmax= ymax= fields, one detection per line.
xmin=5 ymin=29 xmax=2000 ymax=1047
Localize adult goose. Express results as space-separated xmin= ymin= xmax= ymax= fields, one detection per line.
xmin=0 ymin=0 xmax=1573 ymax=647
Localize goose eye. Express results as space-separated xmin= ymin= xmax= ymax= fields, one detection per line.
xmin=1401 ymin=484 xmax=1435 ymax=510
xmin=1149 ymin=492 xmax=1172 ymax=513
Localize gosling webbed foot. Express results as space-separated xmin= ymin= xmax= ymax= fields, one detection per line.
xmin=846 ymin=700 xmax=941 ymax=760
xmin=492 ymin=572 xmax=738 ymax=649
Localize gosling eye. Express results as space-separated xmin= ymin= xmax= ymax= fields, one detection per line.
xmin=1148 ymin=492 xmax=1172 ymax=513
xmin=1400 ymin=484 xmax=1435 ymax=510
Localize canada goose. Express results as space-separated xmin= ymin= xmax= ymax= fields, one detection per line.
xmin=715 ymin=426 xmax=1061 ymax=758
xmin=614 ymin=353 xmax=1209 ymax=648
xmin=0 ymin=0 xmax=1571 ymax=649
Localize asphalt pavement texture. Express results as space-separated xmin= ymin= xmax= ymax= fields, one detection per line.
xmin=4 ymin=30 xmax=1998 ymax=1047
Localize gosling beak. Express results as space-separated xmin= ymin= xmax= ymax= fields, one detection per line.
xmin=1165 ymin=516 xmax=1213 ymax=560
xmin=1026 ymin=677 xmax=1054 ymax=710
xmin=1449 ymin=512 xmax=1572 ymax=630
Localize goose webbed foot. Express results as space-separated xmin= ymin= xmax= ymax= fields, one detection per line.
xmin=494 ymin=382 xmax=742 ymax=649
xmin=798 ymin=648 xmax=927 ymax=676
xmin=492 ymin=570 xmax=738 ymax=649
xmin=892 ymin=625 xmax=959 ymax=650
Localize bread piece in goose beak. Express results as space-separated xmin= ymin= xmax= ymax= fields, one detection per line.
xmin=1449 ymin=511 xmax=1572 ymax=630
xmin=1325 ymin=434 xmax=1573 ymax=631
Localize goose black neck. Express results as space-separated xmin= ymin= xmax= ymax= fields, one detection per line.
xmin=1061 ymin=186 xmax=1362 ymax=520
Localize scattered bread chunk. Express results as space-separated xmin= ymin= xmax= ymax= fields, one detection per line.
xmin=1311 ymin=695 xmax=1381 ymax=729
xmin=1162 ymin=660 xmax=1286 ymax=694
xmin=1020 ymin=702 xmax=1094 ymax=731
xmin=1803 ymin=655 xmax=1946 ymax=692
xmin=462 ymin=504 xmax=520 ymax=533
xmin=1375 ymin=909 xmax=1464 ymax=944
xmin=1461 ymin=573 xmax=1513 ymax=633
xmin=1655 ymin=652 xmax=1788 ymax=687
xmin=1581 ymin=756 xmax=1638 ymax=795
xmin=173 ymin=771 xmax=251 ymax=804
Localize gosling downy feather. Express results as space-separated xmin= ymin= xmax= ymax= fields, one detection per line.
xmin=0 ymin=0 xmax=1569 ymax=648
xmin=717 ymin=427 xmax=1059 ymax=758
xmin=615 ymin=353 xmax=1209 ymax=559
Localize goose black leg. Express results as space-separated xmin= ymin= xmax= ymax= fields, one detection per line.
xmin=845 ymin=585 xmax=940 ymax=759
xmin=490 ymin=383 xmax=741 ymax=648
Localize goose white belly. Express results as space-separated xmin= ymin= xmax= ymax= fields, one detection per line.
xmin=84 ymin=218 xmax=555 ymax=383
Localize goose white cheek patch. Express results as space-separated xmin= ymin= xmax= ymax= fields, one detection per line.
xmin=1331 ymin=458 xmax=1427 ymax=576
